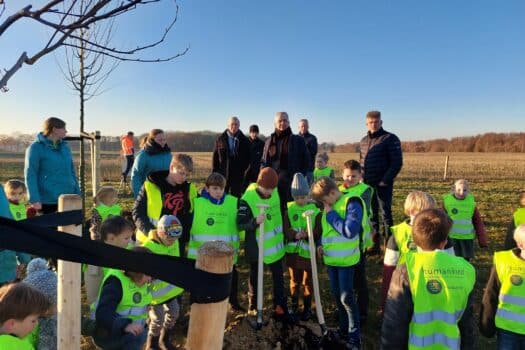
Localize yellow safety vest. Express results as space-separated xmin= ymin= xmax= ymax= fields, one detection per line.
xmin=285 ymin=201 xmax=320 ymax=259
xmin=514 ymin=208 xmax=525 ymax=228
xmin=0 ymin=334 xmax=34 ymax=350
xmin=189 ymin=195 xmax=240 ymax=263
xmin=391 ymin=220 xmax=415 ymax=266
xmin=8 ymin=202 xmax=26 ymax=221
xmin=241 ymin=183 xmax=285 ymax=264
xmin=313 ymin=166 xmax=333 ymax=181
xmin=340 ymin=183 xmax=372 ymax=251
xmin=142 ymin=238 xmax=184 ymax=305
xmin=321 ymin=193 xmax=361 ymax=267
xmin=406 ymin=251 xmax=475 ymax=349
xmin=443 ymin=193 xmax=476 ymax=240
xmin=95 ymin=203 xmax=122 ymax=222
xmin=136 ymin=180 xmax=197 ymax=243
xmin=90 ymin=269 xmax=152 ymax=325
xmin=494 ymin=250 xmax=525 ymax=335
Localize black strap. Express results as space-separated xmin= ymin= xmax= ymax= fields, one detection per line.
xmin=21 ymin=210 xmax=83 ymax=227
xmin=0 ymin=217 xmax=231 ymax=303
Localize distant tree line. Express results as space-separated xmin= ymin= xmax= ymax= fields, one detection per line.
xmin=1 ymin=131 xmax=523 ymax=153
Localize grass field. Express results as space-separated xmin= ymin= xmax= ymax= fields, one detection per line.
xmin=1 ymin=151 xmax=524 ymax=349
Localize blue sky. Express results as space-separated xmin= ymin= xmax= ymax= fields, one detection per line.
xmin=1 ymin=0 xmax=524 ymax=144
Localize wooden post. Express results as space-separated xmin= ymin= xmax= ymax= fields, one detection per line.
xmin=186 ymin=241 xmax=234 ymax=350
xmin=92 ymin=131 xmax=101 ymax=195
xmin=57 ymin=194 xmax=82 ymax=350
xmin=443 ymin=155 xmax=450 ymax=181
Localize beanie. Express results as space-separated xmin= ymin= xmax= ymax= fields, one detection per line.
xmin=23 ymin=258 xmax=57 ymax=302
xmin=291 ymin=173 xmax=310 ymax=198
xmin=158 ymin=214 xmax=183 ymax=238
xmin=257 ymin=167 xmax=278 ymax=190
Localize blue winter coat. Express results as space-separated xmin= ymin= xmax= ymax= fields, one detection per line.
xmin=24 ymin=133 xmax=80 ymax=205
xmin=131 ymin=140 xmax=172 ymax=197
xmin=0 ymin=186 xmax=31 ymax=283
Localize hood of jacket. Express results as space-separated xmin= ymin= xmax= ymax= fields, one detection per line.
xmin=36 ymin=132 xmax=65 ymax=149
xmin=144 ymin=139 xmax=171 ymax=155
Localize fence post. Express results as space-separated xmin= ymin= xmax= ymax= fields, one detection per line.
xmin=92 ymin=131 xmax=101 ymax=195
xmin=443 ymin=155 xmax=450 ymax=181
xmin=186 ymin=241 xmax=234 ymax=350
xmin=57 ymin=194 xmax=82 ymax=350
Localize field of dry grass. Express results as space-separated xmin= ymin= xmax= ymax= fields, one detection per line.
xmin=1 ymin=151 xmax=524 ymax=349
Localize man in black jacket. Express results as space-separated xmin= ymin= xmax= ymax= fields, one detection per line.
xmin=359 ymin=110 xmax=403 ymax=254
xmin=243 ymin=124 xmax=265 ymax=190
xmin=298 ymin=118 xmax=317 ymax=184
xmin=212 ymin=116 xmax=251 ymax=198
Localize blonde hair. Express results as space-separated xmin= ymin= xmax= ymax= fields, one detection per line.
xmin=170 ymin=153 xmax=193 ymax=173
xmin=94 ymin=186 xmax=118 ymax=206
xmin=513 ymin=224 xmax=525 ymax=246
xmin=4 ymin=179 xmax=26 ymax=195
xmin=452 ymin=179 xmax=469 ymax=193
xmin=404 ymin=191 xmax=437 ymax=216
xmin=310 ymin=177 xmax=338 ymax=202
xmin=519 ymin=191 xmax=525 ymax=207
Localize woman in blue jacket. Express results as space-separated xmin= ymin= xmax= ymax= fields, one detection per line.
xmin=24 ymin=117 xmax=80 ymax=214
xmin=130 ymin=129 xmax=172 ymax=197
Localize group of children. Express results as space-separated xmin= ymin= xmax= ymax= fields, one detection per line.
xmin=2 ymin=152 xmax=525 ymax=350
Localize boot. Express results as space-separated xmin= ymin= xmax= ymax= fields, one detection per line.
xmin=159 ymin=327 xmax=177 ymax=350
xmin=145 ymin=333 xmax=160 ymax=350
xmin=301 ymin=295 xmax=312 ymax=321
xmin=229 ymin=267 xmax=246 ymax=312
xmin=248 ymin=294 xmax=257 ymax=316
xmin=291 ymin=295 xmax=299 ymax=316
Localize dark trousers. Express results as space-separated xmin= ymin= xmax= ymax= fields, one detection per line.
xmin=248 ymin=259 xmax=287 ymax=309
xmin=229 ymin=265 xmax=240 ymax=303
xmin=122 ymin=155 xmax=134 ymax=178
xmin=497 ymin=329 xmax=525 ymax=349
xmin=370 ymin=184 xmax=394 ymax=243
xmin=226 ymin=176 xmax=244 ymax=198
xmin=288 ymin=267 xmax=313 ymax=297
xmin=42 ymin=204 xmax=58 ymax=214
xmin=353 ymin=255 xmax=368 ymax=321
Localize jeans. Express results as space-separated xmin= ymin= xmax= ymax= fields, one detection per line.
xmin=327 ymin=265 xmax=360 ymax=334
xmin=353 ymin=254 xmax=368 ymax=321
xmin=497 ymin=329 xmax=525 ymax=350
xmin=94 ymin=326 xmax=147 ymax=350
xmin=248 ymin=259 xmax=287 ymax=310
xmin=370 ymin=184 xmax=394 ymax=240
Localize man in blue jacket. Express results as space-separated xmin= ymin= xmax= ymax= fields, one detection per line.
xmin=359 ymin=111 xmax=403 ymax=254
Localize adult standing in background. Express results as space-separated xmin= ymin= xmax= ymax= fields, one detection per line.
xmin=212 ymin=116 xmax=250 ymax=198
xmin=298 ymin=118 xmax=317 ymax=185
xmin=243 ymin=124 xmax=265 ymax=189
xmin=131 ymin=129 xmax=172 ymax=197
xmin=262 ymin=112 xmax=310 ymax=211
xmin=120 ymin=131 xmax=135 ymax=182
xmin=24 ymin=117 xmax=80 ymax=214
xmin=359 ymin=110 xmax=403 ymax=254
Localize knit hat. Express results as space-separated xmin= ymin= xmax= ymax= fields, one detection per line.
xmin=158 ymin=214 xmax=183 ymax=238
xmin=291 ymin=173 xmax=310 ymax=198
xmin=257 ymin=167 xmax=279 ymax=190
xmin=23 ymin=258 xmax=57 ymax=302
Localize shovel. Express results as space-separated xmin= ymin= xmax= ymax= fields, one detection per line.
xmin=248 ymin=203 xmax=270 ymax=330
xmin=303 ymin=209 xmax=341 ymax=347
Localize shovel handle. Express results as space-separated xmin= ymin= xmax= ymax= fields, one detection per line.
xmin=255 ymin=203 xmax=269 ymax=317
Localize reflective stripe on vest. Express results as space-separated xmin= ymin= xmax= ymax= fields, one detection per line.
xmin=142 ymin=238 xmax=184 ymax=304
xmin=8 ymin=202 xmax=27 ymax=221
xmin=321 ymin=193 xmax=360 ymax=267
xmin=95 ymin=204 xmax=122 ymax=222
xmin=90 ymin=269 xmax=152 ymax=324
xmin=443 ymin=193 xmax=476 ymax=240
xmin=242 ymin=183 xmax=285 ymax=264
xmin=391 ymin=221 xmax=415 ymax=266
xmin=494 ymin=250 xmax=525 ymax=335
xmin=406 ymin=251 xmax=475 ymax=349
xmin=514 ymin=208 xmax=525 ymax=228
xmin=313 ymin=167 xmax=333 ymax=181
xmin=189 ymin=195 xmax=240 ymax=263
xmin=286 ymin=201 xmax=320 ymax=259
xmin=339 ymin=183 xmax=373 ymax=250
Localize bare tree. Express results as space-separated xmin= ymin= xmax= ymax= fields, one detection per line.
xmin=0 ymin=0 xmax=188 ymax=91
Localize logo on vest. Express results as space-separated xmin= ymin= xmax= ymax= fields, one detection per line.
xmin=426 ymin=280 xmax=442 ymax=294
xmin=451 ymin=208 xmax=458 ymax=215
xmin=132 ymin=292 xmax=142 ymax=303
xmin=206 ymin=218 xmax=214 ymax=226
xmin=293 ymin=214 xmax=299 ymax=221
xmin=266 ymin=213 xmax=272 ymax=220
xmin=510 ymin=275 xmax=523 ymax=286
xmin=16 ymin=212 xmax=21 ymax=219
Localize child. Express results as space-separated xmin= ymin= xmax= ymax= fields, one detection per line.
xmin=133 ymin=153 xmax=197 ymax=257
xmin=310 ymin=176 xmax=362 ymax=348
xmin=480 ymin=224 xmax=525 ymax=347
xmin=4 ymin=179 xmax=28 ymax=221
xmin=0 ymin=282 xmax=52 ymax=349
xmin=284 ymin=173 xmax=321 ymax=321
xmin=237 ymin=167 xmax=291 ymax=319
xmin=189 ymin=172 xmax=243 ymax=311
xmin=89 ymin=186 xmax=122 ymax=241
xmin=339 ymin=160 xmax=373 ymax=324
xmin=84 ymin=215 xmax=134 ymax=305
xmin=504 ymin=190 xmax=525 ymax=250
xmin=91 ymin=246 xmax=153 ymax=350
xmin=313 ymin=152 xmax=334 ymax=182
xmin=22 ymin=258 xmax=57 ymax=350
xmin=381 ymin=208 xmax=475 ymax=349
xmin=142 ymin=215 xmax=184 ymax=350
xmin=443 ymin=179 xmax=488 ymax=260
